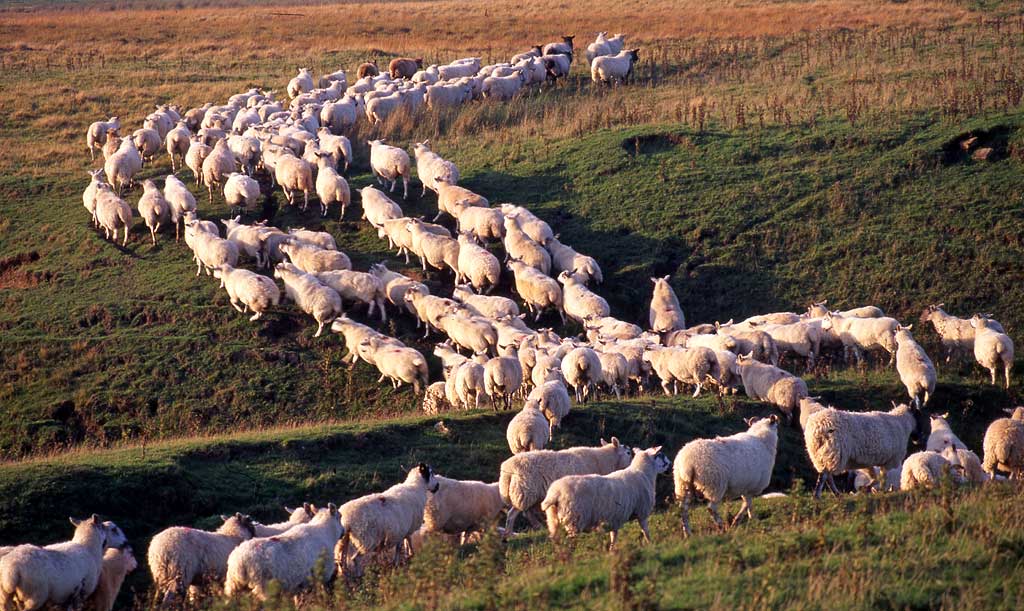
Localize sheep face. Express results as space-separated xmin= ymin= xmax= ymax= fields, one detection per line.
xmin=919 ymin=303 xmax=945 ymax=323
xmin=909 ymin=405 xmax=931 ymax=447
xmin=418 ymin=463 xmax=440 ymax=493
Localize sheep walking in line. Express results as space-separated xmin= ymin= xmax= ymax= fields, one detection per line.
xmin=87 ymin=116 xmax=120 ymax=160
xmin=675 ymin=416 xmax=779 ymax=536
xmin=542 ymin=446 xmax=671 ymax=548
xmin=422 ymin=476 xmax=504 ymax=544
xmin=970 ymin=315 xmax=1014 ymax=389
xmin=919 ymin=304 xmax=1006 ymax=363
xmin=213 ymin=264 xmax=281 ymax=321
xmin=136 ymin=179 xmax=171 ymax=245
xmin=273 ymin=262 xmax=343 ymax=337
xmin=894 ymin=324 xmax=936 ymax=407
xmin=368 ymin=139 xmax=411 ymax=199
xmin=507 ymin=401 xmax=550 ymax=454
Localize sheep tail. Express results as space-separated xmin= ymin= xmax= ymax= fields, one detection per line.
xmin=810 ymin=425 xmax=842 ymax=472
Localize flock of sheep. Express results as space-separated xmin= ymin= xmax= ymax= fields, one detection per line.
xmin=1 ymin=30 xmax=1020 ymax=611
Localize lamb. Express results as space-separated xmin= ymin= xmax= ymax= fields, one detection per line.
xmin=821 ymin=311 xmax=899 ymax=365
xmin=970 ymin=315 xmax=1014 ymax=388
xmin=452 ymin=285 xmax=517 ymax=319
xmin=286 ymin=67 xmax=315 ymax=98
xmin=484 ymin=355 xmax=523 ymax=409
xmin=274 ymin=154 xmax=315 ymax=211
xmin=894 ymin=324 xmax=937 ymax=407
xmin=412 ymin=140 xmax=459 ymax=196
xmin=224 ymin=504 xmax=343 ymax=600
xmin=944 ymin=446 xmax=988 ymax=484
xmin=183 ymin=212 xmax=218 ymax=252
xmin=406 ymin=220 xmax=459 ymax=274
xmin=313 ymin=270 xmax=386 ymax=321
xmin=338 ymin=464 xmax=439 ymax=577
xmin=499 ymin=437 xmax=632 ymax=538
xmin=251 ymin=504 xmax=316 ymax=537
xmin=544 ymin=447 xmax=671 ymax=547
xmin=560 ymin=346 xmax=603 ymax=403
xmin=280 ymin=240 xmax=351 ymax=273
xmin=642 ymin=346 xmax=719 ymax=398
xmin=508 ymin=259 xmax=563 ymax=322
xmin=389 ymin=57 xmax=423 ymax=79
xmin=499 ymin=204 xmax=554 ymax=245
xmin=223 ymin=172 xmax=260 ymax=213
xmin=436 ymin=179 xmax=488 ymax=220
xmin=213 ymin=264 xmax=280 ymax=321
xmin=507 ymin=401 xmax=551 ymax=454
xmin=359 ymin=186 xmax=404 ymax=229
xmin=919 ymin=304 xmax=1006 ymax=363
xmin=94 ymin=190 xmax=133 ymax=247
xmin=188 ymin=222 xmax=239 ymax=276
xmin=86 ymin=116 xmax=119 ymax=160
xmin=83 ymin=169 xmax=107 ymax=227
xmin=982 ymin=407 xmax=1024 ymax=479
xmin=591 ymin=49 xmax=640 ymax=85
xmin=273 ymin=262 xmax=343 ymax=337
xmin=0 ymin=516 xmax=127 ymax=611
xmin=454 ymin=235 xmax=501 ymax=293
xmin=422 ymin=476 xmax=504 ymax=544
xmin=357 ymin=337 xmax=429 ymax=393
xmin=368 ymin=139 xmax=411 ymax=199
xmin=675 ymin=415 xmax=780 ymax=536
xmin=148 ymin=513 xmax=256 ymax=603
xmin=185 ymin=136 xmax=212 ymax=186
xmin=730 ymin=353 xmax=808 ymax=420
xmin=103 ymin=137 xmax=143 ymax=194
xmin=649 ymin=276 xmax=685 ymax=332
xmin=87 ymin=546 xmax=137 ymax=611
xmin=528 ymin=379 xmax=572 ymax=435
xmin=503 ymin=217 xmax=551 ymax=274
xmin=901 ymin=451 xmax=959 ymax=490
xmin=804 ymin=402 xmax=930 ymax=497
xmin=545 ymin=238 xmax=602 ymax=285
xmin=927 ymin=414 xmax=969 ymax=452
xmin=452 ymin=202 xmax=504 ymax=242
xmin=557 ymin=271 xmax=610 ymax=323
xmin=163 ymin=175 xmax=196 ymax=241
xmin=135 ymin=179 xmax=171 ymax=245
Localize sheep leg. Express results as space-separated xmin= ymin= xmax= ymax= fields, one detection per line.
xmin=377 ymin=374 xmax=386 ymax=384
xmin=304 ymin=189 xmax=309 ymax=212
xmin=692 ymin=382 xmax=702 ymax=398
xmin=681 ymin=487 xmax=693 ymax=537
xmin=707 ymin=502 xmax=725 ymax=532
xmin=607 ymin=530 xmax=618 ymax=550
xmin=230 ymin=300 xmax=245 ymax=313
xmin=813 ymin=473 xmax=827 ymax=499
xmin=1005 ymin=364 xmax=1012 ymax=389
xmin=503 ymin=509 xmax=520 ymax=540
xmin=730 ymin=496 xmax=753 ymax=528
xmin=990 ymin=368 xmax=997 ymax=385
xmin=826 ymin=473 xmax=841 ymax=495
xmin=403 ymin=176 xmax=409 ymax=200
xmin=661 ymin=380 xmax=671 ymax=397
xmin=314 ymin=321 xmax=324 ymax=337
xmin=250 ymin=311 xmax=262 ymax=321
xmin=637 ymin=517 xmax=651 ymax=544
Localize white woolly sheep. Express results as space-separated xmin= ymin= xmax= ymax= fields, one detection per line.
xmin=412 ymin=140 xmax=459 ymax=196
xmin=88 ymin=546 xmax=137 ymax=611
xmin=756 ymin=319 xmax=822 ymax=368
xmin=982 ymin=407 xmax=1024 ymax=479
xmin=403 ymin=287 xmax=458 ymax=336
xmin=287 ymin=68 xmax=315 ymax=99
xmin=368 ymin=263 xmax=425 ymax=315
xmin=280 ymin=241 xmax=350 ymax=273
xmin=546 ymin=237 xmax=602 ymax=285
xmin=163 ymin=175 xmax=196 ymax=242
xmin=804 ymin=402 xmax=930 ymax=497
xmin=591 ymin=49 xmax=640 ymax=85
xmin=926 ymin=414 xmax=969 ymax=453
xmin=649 ymin=275 xmax=685 ymax=332
xmin=642 ymin=346 xmax=718 ymax=398
xmin=94 ymin=190 xmax=133 ymax=247
xmin=436 ymin=179 xmax=487 ymax=220
xmin=136 ymin=179 xmax=171 ymax=245
xmin=452 ymin=285 xmax=518 ymax=319
xmin=454 ymin=235 xmax=501 ymax=293
xmin=274 ymin=154 xmax=315 ymax=211
xmin=314 ymin=270 xmax=386 ymax=321
xmin=423 ymin=476 xmax=503 ymax=544
xmin=731 ymin=353 xmax=808 ymax=421
xmin=368 ymin=139 xmax=411 ymax=199
xmin=104 ymin=137 xmax=143 ymax=195
xmin=201 ymin=139 xmax=237 ymax=204
xmin=499 ymin=437 xmax=632 ymax=538
xmin=557 ymin=271 xmax=610 ymax=323
xmin=185 ymin=136 xmax=212 ymax=186
xmin=544 ymin=446 xmax=671 ymax=547
xmin=148 ymin=513 xmax=256 ymax=603
xmin=560 ymin=346 xmax=603 ymax=403
xmin=183 ymin=212 xmax=218 ymax=252
xmin=970 ymin=315 xmax=1014 ymax=388
xmin=498 ymin=204 xmax=553 ymax=244
xmin=943 ymin=445 xmax=988 ymax=484
xmin=251 ymin=504 xmax=316 ymax=537
xmin=222 ymin=172 xmax=260 ymax=213
xmin=528 ymin=379 xmax=572 ymax=435
xmin=213 ymin=264 xmax=280 ymax=321
xmin=224 ymin=504 xmax=343 ymax=600
xmin=438 ymin=313 xmax=497 ymax=356
xmin=358 ymin=337 xmax=429 ymax=393
xmin=675 ymin=416 xmax=780 ymax=535
xmin=484 ymin=355 xmax=523 ymax=409
xmin=715 ymin=322 xmax=780 ymax=365
xmin=273 ymin=262 xmax=342 ymax=337
xmin=919 ymin=304 xmax=1006 ymax=363
xmin=807 ymin=300 xmax=884 ymax=319
xmin=360 ymin=186 xmax=404 ymax=228
xmin=541 ymin=54 xmax=571 ymax=83
xmin=132 ymin=127 xmax=161 ymax=164
xmin=339 ymin=464 xmax=439 ymax=577
xmin=507 ymin=260 xmax=562 ymax=322
xmin=0 ymin=516 xmax=127 ymax=611
xmin=901 ymin=450 xmax=961 ymax=490
xmin=452 ymin=202 xmax=504 ymax=242
xmin=406 ymin=220 xmax=459 ymax=274
xmin=597 ymin=350 xmax=630 ymax=399
xmin=83 ymin=169 xmax=107 ymax=227
xmin=821 ymin=312 xmax=899 ymax=365
xmin=87 ymin=117 xmax=120 ymax=160
xmin=508 ymin=401 xmax=550 ymax=454
xmin=187 ymin=223 xmax=239 ymax=276
xmin=894 ymin=324 xmax=936 ymax=407
xmin=504 ymin=216 xmax=551 ymax=274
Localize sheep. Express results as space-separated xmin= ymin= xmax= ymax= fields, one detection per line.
xmin=0 ymin=516 xmax=127 ymax=611
xmin=642 ymin=346 xmax=719 ymax=398
xmin=507 ymin=401 xmax=551 ymax=454
xmin=584 ymin=316 xmax=642 ymax=342
xmin=439 ymin=313 xmax=497 ymax=355
xmin=422 ymin=476 xmax=503 ymax=544
xmin=252 ymin=504 xmax=316 ymax=537
xmin=425 ymin=82 xmax=472 ymax=110
xmin=163 ymin=175 xmax=196 ymax=242
xmin=798 ymin=396 xmax=828 ymax=432
xmin=223 ymin=172 xmax=260 ymax=214
xmin=356 ymin=61 xmax=379 ymax=79
xmin=437 ymin=59 xmax=481 ymax=80
xmin=403 ymin=286 xmax=458 ymax=336
xmin=605 ymin=33 xmax=626 ymax=54
xmin=313 ymin=270 xmax=386 ymax=321
xmin=316 ymin=128 xmax=352 ymax=171
xmin=319 ymin=68 xmax=347 ymax=89
xmin=970 ymin=315 xmax=1014 ymax=388
xmin=649 ymin=275 xmax=685 ymax=332
xmin=222 ymin=217 xmax=273 ymax=265
xmin=498 ymin=204 xmax=553 ymax=244
xmin=545 ymin=238 xmax=602 ymax=285
xmin=287 ymin=67 xmax=314 ymax=98
xmin=715 ymin=322 xmax=779 ymax=365
xmin=730 ymin=353 xmax=807 ymax=420
xmin=511 ymin=45 xmax=544 ymax=64
xmin=103 ymin=137 xmax=142 ymax=194
xmin=506 ymin=260 xmax=561 ymax=322
xmin=411 ymin=140 xmax=459 ymax=196
xmin=804 ymin=402 xmax=930 ymax=497
xmin=919 ymin=304 xmax=1005 ymax=363
xmin=212 ymin=264 xmax=280 ymax=321
xmin=756 ymin=319 xmax=822 ymax=368
xmin=926 ymin=414 xmax=969 ymax=452
xmin=226 ymin=134 xmax=261 ymax=176
xmin=482 ymin=71 xmax=527 ymax=100
xmin=943 ymin=445 xmax=988 ymax=484
xmin=358 ymin=337 xmax=429 ymax=393
xmin=101 ymin=129 xmax=122 ymax=161
xmin=422 ymin=382 xmax=451 ymax=415
xmin=87 ymin=546 xmax=137 ymax=611
xmin=274 ymin=154 xmax=315 ymax=211
xmin=148 ymin=513 xmax=256 ymax=603
xmin=531 ymin=353 xmax=564 ymax=388
xmin=224 ymin=504 xmax=343 ymax=600
xmin=368 ymin=263 xmax=425 ymax=315
xmin=484 ymin=355 xmax=523 ymax=409
xmin=544 ymin=446 xmax=671 ymax=547
xmin=406 ymin=220 xmax=459 ymax=274
xmin=451 ymin=234 xmax=500 ymax=293
xmin=338 ymin=464 xmax=440 ymax=577
xmin=452 ymin=284 xmax=517 ymax=319
xmin=280 ymin=240 xmax=350 ymax=273
xmin=185 ymin=136 xmax=212 ymax=186
xmin=543 ymin=35 xmax=576 ymax=60
xmin=982 ymin=407 xmax=1024 ymax=479
xmin=389 ymin=57 xmax=423 ymax=79
xmin=585 ymin=32 xmax=610 ymax=64
xmin=365 ymin=90 xmax=409 ymax=125
xmin=367 ymin=139 xmax=411 ymax=199
xmin=561 ymin=346 xmax=603 ymax=403
xmin=542 ymin=54 xmax=571 ymax=83
xmin=901 ymin=451 xmax=960 ymax=491
xmin=807 ymin=300 xmax=884 ymax=319
xmin=591 ymin=49 xmax=640 ymax=85
xmin=94 ymin=190 xmax=133 ymax=247
xmin=499 ymin=437 xmax=632 ymax=538
xmin=273 ymin=262 xmax=343 ymax=337
xmin=188 ymin=222 xmax=239 ymax=276
xmin=452 ymin=360 xmax=488 ymax=408
xmin=675 ymin=415 xmax=780 ymax=536
xmin=451 ymin=202 xmax=504 ymax=242
xmin=741 ymin=312 xmax=801 ymax=326
xmin=183 ymin=212 xmax=218 ymax=252
xmin=306 ymin=153 xmax=349 ymax=218
xmin=504 ymin=217 xmax=551 ymax=274
xmin=132 ymin=127 xmax=161 ymax=164
xmin=893 ymin=324 xmax=937 ymax=407
xmin=435 ymin=177 xmax=487 ymax=220
xmin=135 ymin=179 xmax=171 ymax=245
xmin=86 ymin=116 xmax=120 ymax=159
xmin=821 ymin=311 xmax=899 ymax=365
xmin=83 ymin=169 xmax=107 ymax=227
xmin=358 ymin=186 xmax=404 ymax=230
xmin=596 ymin=350 xmax=630 ymax=399
xmin=557 ymin=271 xmax=610 ymax=323
xmin=528 ymin=379 xmax=572 ymax=435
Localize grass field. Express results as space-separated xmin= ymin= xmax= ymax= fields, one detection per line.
xmin=2 ymin=0 xmax=1024 ymax=608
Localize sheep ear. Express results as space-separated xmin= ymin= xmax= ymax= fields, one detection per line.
xmin=1005 ymin=408 xmax=1016 ymax=415
xmin=284 ymin=506 xmax=295 ymax=513
xmin=610 ymin=437 xmax=620 ymax=446
xmin=600 ymin=438 xmax=607 ymax=446
xmin=650 ymin=446 xmax=662 ymax=454
xmin=940 ymin=412 xmax=949 ymax=419
xmin=221 ymin=515 xmax=230 ymax=522
xmin=744 ymin=417 xmax=755 ymax=426
xmin=650 ymin=278 xmax=657 ymax=284
xmin=70 ymin=517 xmax=81 ymax=527
xmin=905 ymin=324 xmax=912 ymax=330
